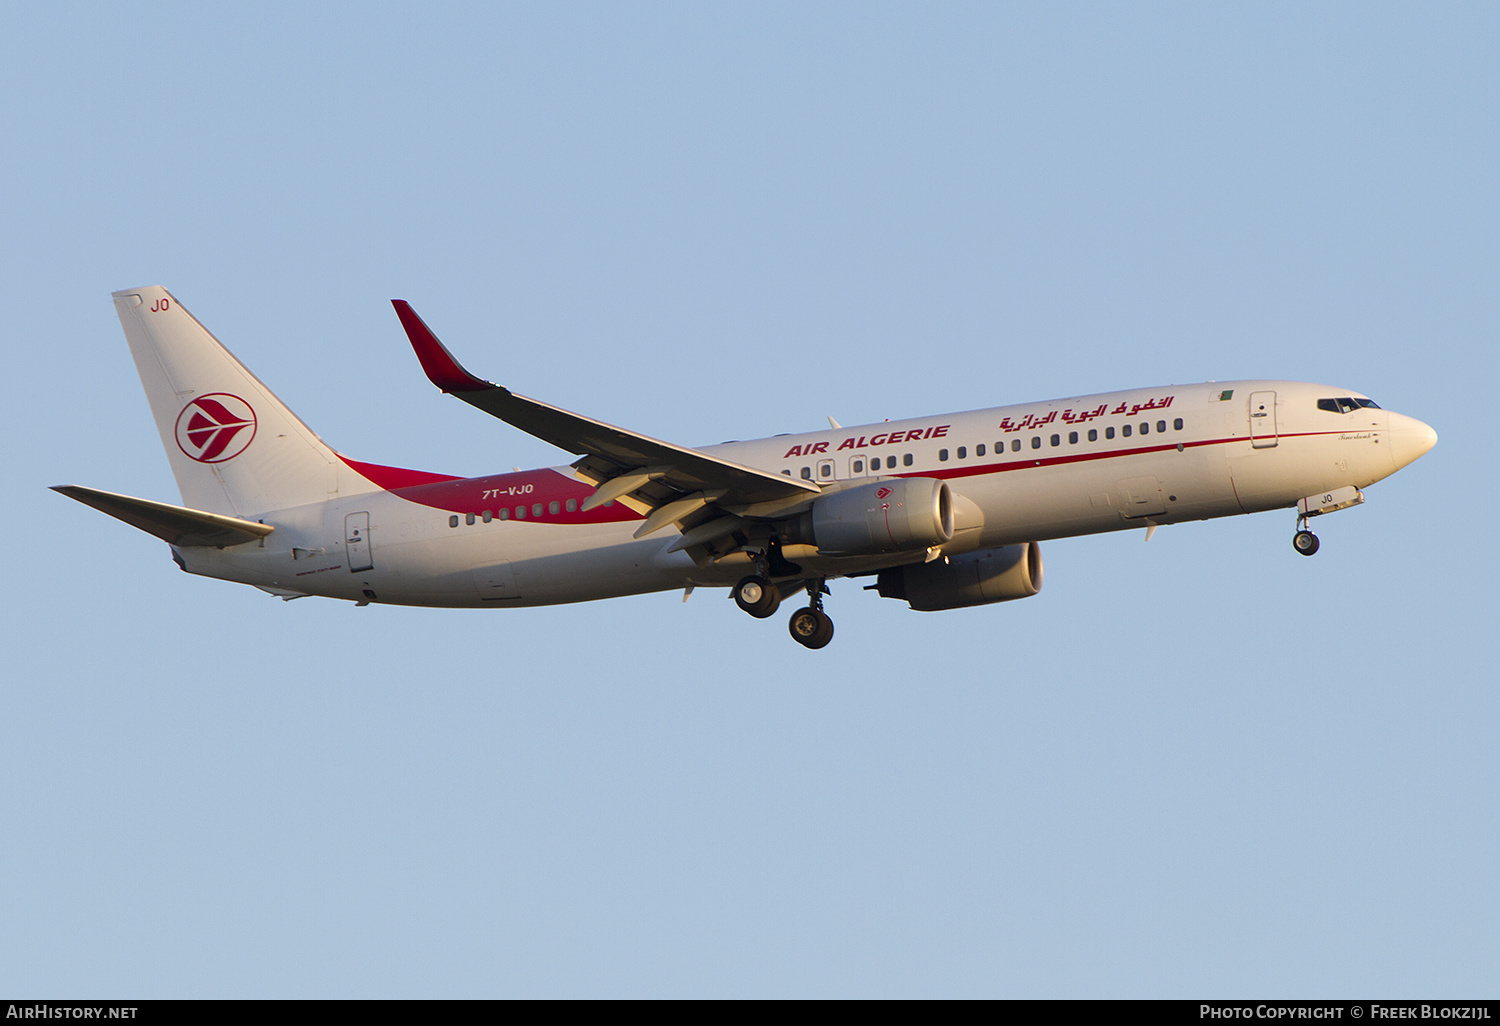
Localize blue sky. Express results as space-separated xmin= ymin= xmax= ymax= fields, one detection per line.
xmin=3 ymin=2 xmax=1495 ymax=997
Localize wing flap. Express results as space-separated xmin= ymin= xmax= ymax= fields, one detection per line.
xmin=52 ymin=485 xmax=275 ymax=547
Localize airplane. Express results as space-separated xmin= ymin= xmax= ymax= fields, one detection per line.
xmin=54 ymin=286 xmax=1437 ymax=649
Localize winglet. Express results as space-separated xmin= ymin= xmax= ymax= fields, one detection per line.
xmin=392 ymin=300 xmax=495 ymax=393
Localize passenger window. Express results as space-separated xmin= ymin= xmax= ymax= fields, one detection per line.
xmin=1140 ymin=422 xmax=1149 ymax=435
xmin=854 ymin=458 xmax=866 ymax=472
xmin=1031 ymin=436 xmax=1041 ymax=449
xmin=1106 ymin=426 xmax=1115 ymax=439
xmin=1068 ymin=431 xmax=1078 ymax=444
xmin=499 ymin=508 xmax=510 ymax=520
xmin=1174 ymin=418 xmax=1183 ymax=431
xmin=482 ymin=510 xmax=493 ymax=523
xmin=565 ymin=498 xmax=577 ymax=512
xmin=885 ymin=456 xmax=896 ymax=469
xmin=1050 ymin=434 xmax=1060 ymax=447
xmin=801 ymin=466 xmax=812 ymax=480
xmin=938 ymin=450 xmax=948 ymax=462
xmin=532 ymin=503 xmax=543 ymax=517
xmin=1122 ymin=425 xmax=1131 ymax=437
xmin=466 ymin=513 xmax=476 ymax=525
xmin=903 ymin=453 xmax=913 ymax=467
xmin=957 ymin=446 xmax=967 ymax=459
xmin=449 ymin=515 xmax=459 ymax=528
xmin=549 ymin=500 xmax=561 ymax=515
xmin=1157 ymin=420 xmax=1166 ymax=433
xmin=515 ymin=505 xmax=526 ymax=519
xmin=1088 ymin=429 xmax=1097 ymax=442
xmin=1011 ymin=439 xmax=1021 ymax=452
xmin=976 ymin=444 xmax=986 ymax=457
xmin=819 ymin=464 xmax=831 ymax=478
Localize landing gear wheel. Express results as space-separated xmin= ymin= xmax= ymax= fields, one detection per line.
xmin=1293 ymin=530 xmax=1320 ymax=556
xmin=788 ymin=607 xmax=834 ymax=649
xmin=733 ymin=575 xmax=781 ymax=618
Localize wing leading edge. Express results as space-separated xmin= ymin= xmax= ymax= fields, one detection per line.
xmin=392 ymin=302 xmax=820 ymax=540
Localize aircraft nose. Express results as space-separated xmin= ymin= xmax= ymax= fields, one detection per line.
xmin=1389 ymin=412 xmax=1437 ymax=470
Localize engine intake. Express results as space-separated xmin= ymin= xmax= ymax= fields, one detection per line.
xmin=875 ymin=542 xmax=1042 ymax=611
xmin=810 ymin=478 xmax=953 ymax=555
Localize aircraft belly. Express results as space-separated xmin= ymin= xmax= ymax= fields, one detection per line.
xmin=1154 ymin=443 xmax=1240 ymax=522
xmin=957 ymin=444 xmax=1241 ymax=544
xmin=1228 ymin=431 xmax=1383 ymax=514
xmin=475 ymin=522 xmax=687 ymax=605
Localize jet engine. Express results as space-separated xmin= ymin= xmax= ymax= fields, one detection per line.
xmin=805 ymin=478 xmax=953 ymax=556
xmin=874 ymin=542 xmax=1042 ymax=611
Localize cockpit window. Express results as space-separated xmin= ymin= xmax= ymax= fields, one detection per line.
xmin=1318 ymin=397 xmax=1382 ymax=413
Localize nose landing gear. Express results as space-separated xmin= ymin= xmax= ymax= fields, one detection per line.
xmin=1292 ymin=487 xmax=1364 ymax=556
xmin=1293 ymin=513 xmax=1320 ymax=556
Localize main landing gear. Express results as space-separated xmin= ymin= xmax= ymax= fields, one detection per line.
xmin=732 ymin=574 xmax=835 ymax=648
xmin=733 ymin=575 xmax=781 ymax=618
xmin=787 ymin=580 xmax=834 ymax=650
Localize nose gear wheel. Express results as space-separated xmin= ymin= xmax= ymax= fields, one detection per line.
xmin=1293 ymin=513 xmax=1320 ymax=556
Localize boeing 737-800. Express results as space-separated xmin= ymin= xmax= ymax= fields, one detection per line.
xmin=54 ymin=287 xmax=1437 ymax=648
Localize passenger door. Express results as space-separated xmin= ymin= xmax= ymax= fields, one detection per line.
xmin=1250 ymin=391 xmax=1278 ymax=449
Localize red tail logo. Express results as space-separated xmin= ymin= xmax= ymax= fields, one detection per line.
xmin=175 ymin=394 xmax=257 ymax=463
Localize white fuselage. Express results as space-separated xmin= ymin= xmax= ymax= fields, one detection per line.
xmin=174 ymin=380 xmax=1434 ymax=608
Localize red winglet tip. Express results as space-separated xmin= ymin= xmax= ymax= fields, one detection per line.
xmin=391 ymin=300 xmax=491 ymax=393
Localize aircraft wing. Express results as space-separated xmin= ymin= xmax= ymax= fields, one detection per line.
xmin=393 ymin=302 xmax=820 ymax=538
xmin=52 ymin=485 xmax=275 ymax=547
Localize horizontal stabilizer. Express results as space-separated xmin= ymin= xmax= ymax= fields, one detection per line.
xmin=52 ymin=485 xmax=275 ymax=548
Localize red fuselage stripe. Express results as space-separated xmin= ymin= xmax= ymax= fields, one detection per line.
xmin=343 ymin=429 xmax=1356 ymax=521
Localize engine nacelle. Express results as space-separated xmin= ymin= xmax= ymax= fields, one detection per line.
xmin=875 ymin=542 xmax=1042 ymax=611
xmin=809 ymin=478 xmax=953 ymax=555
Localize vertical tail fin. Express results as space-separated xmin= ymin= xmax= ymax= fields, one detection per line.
xmin=113 ymin=287 xmax=373 ymax=516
